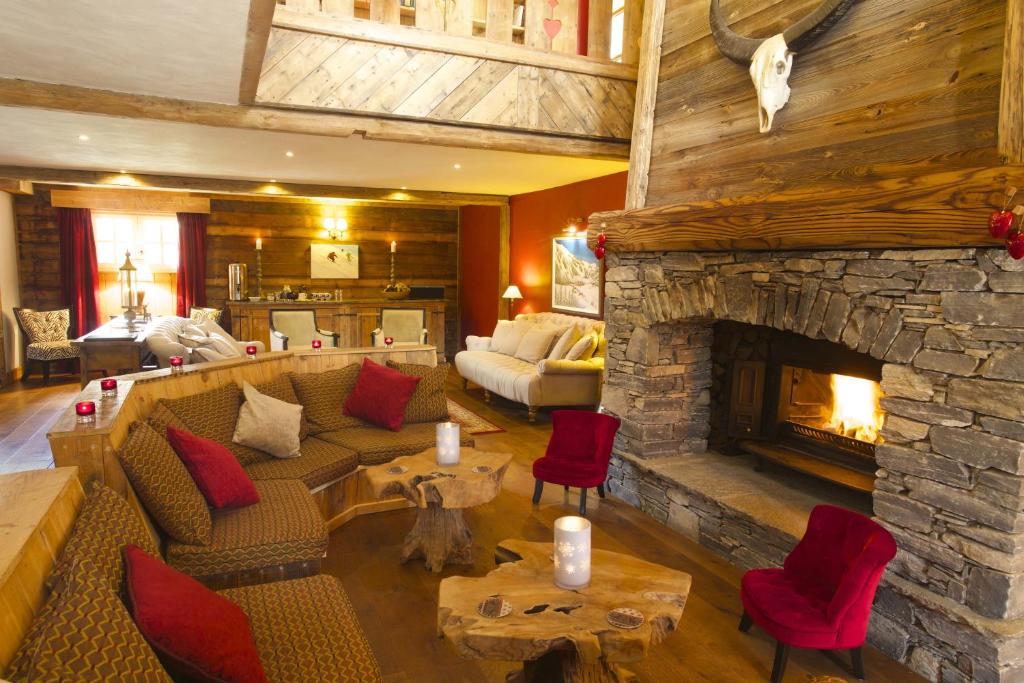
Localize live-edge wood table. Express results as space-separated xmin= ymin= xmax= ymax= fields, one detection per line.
xmin=71 ymin=320 xmax=150 ymax=387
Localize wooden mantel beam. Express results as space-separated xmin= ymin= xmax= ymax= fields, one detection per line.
xmin=588 ymin=166 xmax=1017 ymax=252
xmin=0 ymin=79 xmax=629 ymax=161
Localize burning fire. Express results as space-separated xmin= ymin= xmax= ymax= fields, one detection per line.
xmin=826 ymin=374 xmax=884 ymax=443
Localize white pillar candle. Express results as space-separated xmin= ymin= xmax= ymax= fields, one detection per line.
xmin=436 ymin=422 xmax=460 ymax=466
xmin=553 ymin=516 xmax=591 ymax=589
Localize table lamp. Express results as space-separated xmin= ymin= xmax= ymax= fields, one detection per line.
xmin=502 ymin=284 xmax=522 ymax=319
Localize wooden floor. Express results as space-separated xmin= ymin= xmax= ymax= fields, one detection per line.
xmin=0 ymin=371 xmax=924 ymax=683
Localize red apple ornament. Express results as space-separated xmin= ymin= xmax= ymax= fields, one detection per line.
xmin=594 ymin=245 xmax=606 ymax=259
xmin=597 ymin=233 xmax=607 ymax=246
xmin=1008 ymin=230 xmax=1024 ymax=260
xmin=990 ymin=210 xmax=1015 ymax=238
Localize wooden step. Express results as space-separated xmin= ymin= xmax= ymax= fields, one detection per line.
xmin=738 ymin=440 xmax=875 ymax=494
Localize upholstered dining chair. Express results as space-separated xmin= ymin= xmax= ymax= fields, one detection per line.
xmin=14 ymin=306 xmax=79 ymax=383
xmin=531 ymin=410 xmax=621 ymax=515
xmin=269 ymin=309 xmax=339 ymax=351
xmin=738 ymin=504 xmax=897 ymax=682
xmin=370 ymin=308 xmax=428 ymax=347
xmin=188 ymin=306 xmax=222 ymax=324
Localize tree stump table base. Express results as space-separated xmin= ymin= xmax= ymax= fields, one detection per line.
xmin=512 ymin=650 xmax=638 ymax=683
xmin=401 ymin=504 xmax=474 ymax=573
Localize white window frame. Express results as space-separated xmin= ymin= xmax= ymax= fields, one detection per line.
xmin=93 ymin=212 xmax=179 ymax=273
xmin=609 ymin=0 xmax=626 ymax=62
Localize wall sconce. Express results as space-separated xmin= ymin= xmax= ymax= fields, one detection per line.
xmin=323 ymin=217 xmax=349 ymax=241
xmin=564 ymin=217 xmax=585 ymax=235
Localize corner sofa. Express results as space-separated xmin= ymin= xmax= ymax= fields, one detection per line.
xmin=455 ymin=312 xmax=606 ymax=421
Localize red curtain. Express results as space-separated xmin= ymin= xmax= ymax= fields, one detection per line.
xmin=57 ymin=207 xmax=101 ymax=337
xmin=176 ymin=213 xmax=208 ymax=317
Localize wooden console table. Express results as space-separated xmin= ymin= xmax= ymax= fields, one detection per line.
xmin=71 ymin=320 xmax=150 ymax=387
xmin=225 ymin=300 xmax=447 ymax=357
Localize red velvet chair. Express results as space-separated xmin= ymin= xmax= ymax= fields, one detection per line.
xmin=738 ymin=504 xmax=897 ymax=682
xmin=532 ymin=410 xmax=621 ymax=515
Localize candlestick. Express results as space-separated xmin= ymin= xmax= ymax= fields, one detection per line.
xmin=100 ymin=378 xmax=118 ymax=399
xmin=255 ymin=241 xmax=263 ymax=297
xmin=76 ymin=400 xmax=96 ymax=425
xmin=436 ymin=422 xmax=460 ymax=466
xmin=553 ymin=516 xmax=591 ymax=590
xmin=246 ymin=344 xmax=257 ymax=360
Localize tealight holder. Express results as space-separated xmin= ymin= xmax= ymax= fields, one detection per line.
xmin=384 ymin=336 xmax=394 ymax=348
xmin=76 ymin=400 xmax=96 ymax=425
xmin=246 ymin=344 xmax=257 ymax=360
xmin=435 ymin=422 xmax=461 ymax=466
xmin=553 ymin=516 xmax=591 ymax=590
xmin=100 ymin=377 xmax=118 ymax=399
xmin=312 ymin=339 xmax=322 ymax=351
xmin=169 ymin=356 xmax=184 ymax=373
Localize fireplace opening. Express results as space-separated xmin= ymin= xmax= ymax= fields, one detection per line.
xmin=711 ymin=322 xmax=884 ymax=497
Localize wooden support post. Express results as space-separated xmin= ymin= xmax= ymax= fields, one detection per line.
xmin=322 ymin=0 xmax=355 ymax=17
xmin=239 ymin=0 xmax=278 ymax=103
xmin=415 ymin=0 xmax=444 ymax=29
xmin=486 ymin=0 xmax=515 ymax=42
xmin=621 ymin=0 xmax=644 ymax=65
xmin=446 ymin=0 xmax=475 ymax=35
xmin=1000 ymin=0 xmax=1024 ymax=163
xmin=551 ymin=0 xmax=579 ymax=54
xmin=498 ymin=204 xmax=511 ymax=320
xmin=623 ymin=0 xmax=664 ymax=210
xmin=587 ymin=0 xmax=612 ymax=59
xmin=524 ymin=0 xmax=547 ymax=49
xmin=371 ymin=0 xmax=402 ymax=23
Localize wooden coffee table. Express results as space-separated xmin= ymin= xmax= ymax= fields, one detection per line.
xmin=365 ymin=447 xmax=512 ymax=573
xmin=438 ymin=539 xmax=692 ymax=682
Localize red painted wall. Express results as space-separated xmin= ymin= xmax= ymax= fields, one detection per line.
xmin=509 ymin=171 xmax=627 ymax=316
xmin=458 ymin=205 xmax=501 ymax=343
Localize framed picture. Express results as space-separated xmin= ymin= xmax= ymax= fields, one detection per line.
xmin=551 ymin=236 xmax=602 ymax=316
xmin=310 ymin=243 xmax=359 ymax=279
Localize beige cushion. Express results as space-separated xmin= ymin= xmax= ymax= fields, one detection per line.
xmin=548 ymin=325 xmax=582 ymax=360
xmin=514 ymin=325 xmax=560 ymax=364
xmin=233 ymin=382 xmax=302 ymax=458
xmin=490 ymin=319 xmax=531 ymax=355
xmin=565 ymin=333 xmax=598 ymax=361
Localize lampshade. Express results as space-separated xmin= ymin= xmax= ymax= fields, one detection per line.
xmin=502 ymin=285 xmax=523 ymax=300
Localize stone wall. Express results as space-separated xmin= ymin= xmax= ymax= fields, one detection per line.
xmin=600 ymin=247 xmax=1024 ymax=682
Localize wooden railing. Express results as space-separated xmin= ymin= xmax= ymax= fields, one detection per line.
xmin=276 ymin=0 xmax=642 ymax=63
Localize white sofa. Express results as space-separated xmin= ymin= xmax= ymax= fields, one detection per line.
xmin=454 ymin=312 xmax=605 ymax=422
xmin=145 ymin=316 xmax=265 ymax=368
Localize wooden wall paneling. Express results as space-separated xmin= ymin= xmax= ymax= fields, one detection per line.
xmin=624 ymin=0 xmax=665 ymax=210
xmin=621 ymin=0 xmax=644 ymax=65
xmin=550 ymin=0 xmax=579 ymax=55
xmin=587 ymin=0 xmax=612 ymax=59
xmin=370 ymin=0 xmax=402 ymax=23
xmin=14 ymin=190 xmax=61 ymax=312
xmin=523 ymin=0 xmax=548 ymax=50
xmin=446 ymin=0 xmax=475 ymax=36
xmin=486 ymin=0 xmax=515 ymax=42
xmin=1000 ymin=0 xmax=1024 ymax=163
xmin=322 ymin=0 xmax=356 ymax=17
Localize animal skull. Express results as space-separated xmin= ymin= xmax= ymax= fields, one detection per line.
xmin=749 ymin=34 xmax=793 ymax=133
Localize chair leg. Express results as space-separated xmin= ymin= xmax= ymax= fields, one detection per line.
xmin=850 ymin=647 xmax=865 ymax=680
xmin=483 ymin=389 xmax=492 ymax=404
xmin=42 ymin=362 xmax=50 ymax=385
xmin=462 ymin=377 xmax=469 ymax=391
xmin=21 ymin=360 xmax=31 ymax=382
xmin=738 ymin=610 xmax=753 ymax=633
xmin=579 ymin=488 xmax=588 ymax=516
xmin=770 ymin=642 xmax=790 ymax=683
xmin=527 ymin=406 xmax=538 ymax=422
xmin=532 ymin=479 xmax=544 ymax=505
xmin=597 ymin=483 xmax=606 ymax=499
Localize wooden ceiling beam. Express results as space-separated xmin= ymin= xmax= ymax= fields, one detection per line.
xmin=0 ymin=166 xmax=509 ymax=207
xmin=239 ymin=0 xmax=278 ymax=104
xmin=0 ymin=78 xmax=629 ymax=161
xmin=0 ymin=179 xmax=33 ymax=195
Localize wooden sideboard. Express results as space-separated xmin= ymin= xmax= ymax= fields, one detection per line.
xmin=224 ymin=300 xmax=447 ymax=357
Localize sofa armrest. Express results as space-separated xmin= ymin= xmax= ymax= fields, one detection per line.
xmin=537 ymin=357 xmax=605 ymax=376
xmin=465 ymin=335 xmax=491 ymax=352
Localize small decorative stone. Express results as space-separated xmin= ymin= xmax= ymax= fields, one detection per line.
xmin=386 ymin=465 xmax=408 ymax=475
xmin=607 ymin=608 xmax=645 ymax=629
xmin=478 ymin=596 xmax=512 ymax=619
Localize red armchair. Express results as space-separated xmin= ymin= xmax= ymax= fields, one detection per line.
xmin=531 ymin=410 xmax=621 ymax=516
xmin=739 ymin=504 xmax=896 ymax=682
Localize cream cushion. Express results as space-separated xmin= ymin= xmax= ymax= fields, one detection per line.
xmin=514 ymin=325 xmax=561 ymax=364
xmin=490 ymin=319 xmax=532 ymax=356
xmin=565 ymin=333 xmax=598 ymax=361
xmin=233 ymin=382 xmax=302 ymax=458
xmin=548 ymin=325 xmax=582 ymax=360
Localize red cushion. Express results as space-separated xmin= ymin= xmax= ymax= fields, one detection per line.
xmin=343 ymin=357 xmax=421 ymax=431
xmin=122 ymin=544 xmax=269 ymax=683
xmin=166 ymin=426 xmax=260 ymax=510
xmin=532 ymin=456 xmax=609 ymax=488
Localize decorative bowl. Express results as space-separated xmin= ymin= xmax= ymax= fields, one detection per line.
xmin=382 ymin=290 xmax=411 ymax=300
xmin=248 ymin=296 xmax=261 ymax=302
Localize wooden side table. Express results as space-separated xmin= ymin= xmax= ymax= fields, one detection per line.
xmin=365 ymin=447 xmax=512 ymax=573
xmin=72 ymin=321 xmax=150 ymax=387
xmin=438 ymin=539 xmax=692 ymax=682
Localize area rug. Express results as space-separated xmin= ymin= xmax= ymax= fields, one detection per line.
xmin=446 ymin=398 xmax=505 ymax=435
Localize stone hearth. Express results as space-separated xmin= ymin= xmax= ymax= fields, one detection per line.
xmin=599 ymin=247 xmax=1024 ymax=682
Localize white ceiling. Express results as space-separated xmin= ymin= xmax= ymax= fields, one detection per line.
xmin=0 ymin=1 xmax=249 ymax=104
xmin=0 ymin=107 xmax=628 ymax=195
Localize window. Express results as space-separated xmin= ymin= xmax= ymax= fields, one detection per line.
xmin=610 ymin=0 xmax=626 ymax=62
xmin=94 ymin=213 xmax=179 ymax=272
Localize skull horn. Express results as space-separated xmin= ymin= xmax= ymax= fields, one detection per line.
xmin=709 ymin=0 xmax=857 ymax=64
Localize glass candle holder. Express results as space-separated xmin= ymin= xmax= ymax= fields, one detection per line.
xmin=553 ymin=516 xmax=591 ymax=590
xmin=312 ymin=339 xmax=322 ymax=351
xmin=75 ymin=400 xmax=96 ymax=425
xmin=384 ymin=336 xmax=394 ymax=348
xmin=435 ymin=422 xmax=461 ymax=466
xmin=169 ymin=355 xmax=184 ymax=372
xmin=246 ymin=344 xmax=257 ymax=360
xmin=100 ymin=377 xmax=118 ymax=399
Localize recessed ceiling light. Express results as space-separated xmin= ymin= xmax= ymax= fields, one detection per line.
xmin=400 ymin=186 xmax=407 ymax=190
xmin=453 ymin=163 xmax=461 ymax=170
xmin=119 ymin=169 xmax=127 ymax=174
xmin=269 ymin=179 xmax=277 ymax=183
xmin=285 ymin=151 xmax=294 ymax=158
xmin=78 ymin=134 xmax=90 ymax=141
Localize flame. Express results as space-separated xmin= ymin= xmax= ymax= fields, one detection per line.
xmin=826 ymin=374 xmax=883 ymax=443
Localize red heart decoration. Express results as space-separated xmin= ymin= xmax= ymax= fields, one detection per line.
xmin=543 ymin=17 xmax=562 ymax=40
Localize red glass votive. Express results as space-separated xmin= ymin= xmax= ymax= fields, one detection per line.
xmin=76 ymin=400 xmax=96 ymax=424
xmin=100 ymin=378 xmax=118 ymax=398
xmin=312 ymin=339 xmax=322 ymax=350
xmin=169 ymin=356 xmax=184 ymax=371
xmin=246 ymin=344 xmax=258 ymax=359
xmin=384 ymin=336 xmax=394 ymax=348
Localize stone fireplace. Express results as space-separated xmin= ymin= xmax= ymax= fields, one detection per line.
xmin=599 ymin=246 xmax=1024 ymax=682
